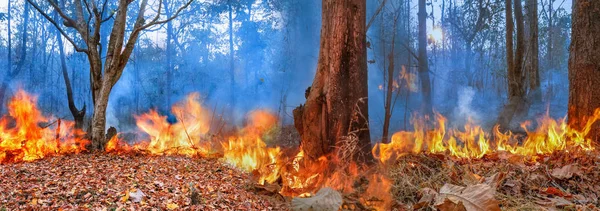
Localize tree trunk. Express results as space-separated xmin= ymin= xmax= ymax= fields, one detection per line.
xmin=568 ymin=0 xmax=600 ymax=142
xmin=294 ymin=0 xmax=372 ymax=162
xmin=165 ymin=0 xmax=174 ymax=108
xmin=526 ymin=0 xmax=540 ymax=101
xmin=546 ymin=0 xmax=553 ymax=70
xmin=418 ymin=0 xmax=433 ymax=115
xmin=1 ymin=0 xmax=11 ymax=113
xmin=56 ymin=22 xmax=86 ymax=129
xmin=0 ymin=2 xmax=29 ymax=112
xmin=229 ymin=0 xmax=236 ymax=112
xmin=382 ymin=27 xmax=396 ymax=144
xmin=498 ymin=0 xmax=528 ymax=130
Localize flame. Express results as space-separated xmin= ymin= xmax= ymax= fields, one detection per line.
xmin=374 ymin=110 xmax=599 ymax=161
xmin=132 ymin=93 xmax=214 ymax=156
xmin=0 ymin=90 xmax=89 ymax=163
xmin=222 ymin=110 xmax=282 ymax=184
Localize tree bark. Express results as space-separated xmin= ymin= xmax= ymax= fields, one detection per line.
xmin=568 ymin=0 xmax=600 ymax=142
xmin=294 ymin=0 xmax=372 ymax=163
xmin=418 ymin=0 xmax=432 ymax=115
xmin=526 ymin=0 xmax=540 ymax=101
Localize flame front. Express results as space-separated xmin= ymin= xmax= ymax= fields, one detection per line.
xmin=0 ymin=90 xmax=88 ymax=163
xmin=374 ymin=111 xmax=599 ymax=162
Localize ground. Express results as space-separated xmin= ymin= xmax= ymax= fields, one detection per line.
xmin=1 ymin=150 xmax=600 ymax=210
xmin=0 ymin=153 xmax=287 ymax=210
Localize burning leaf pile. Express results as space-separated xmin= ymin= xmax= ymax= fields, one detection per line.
xmin=2 ymin=90 xmax=600 ymax=210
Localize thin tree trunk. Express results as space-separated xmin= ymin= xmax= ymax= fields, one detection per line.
xmin=229 ymin=1 xmax=236 ymax=112
xmin=568 ymin=0 xmax=600 ymax=142
xmin=294 ymin=0 xmax=372 ymax=162
xmin=526 ymin=0 xmax=540 ymax=101
xmin=56 ymin=19 xmax=85 ymax=129
xmin=418 ymin=0 xmax=432 ymax=115
xmin=498 ymin=0 xmax=528 ymax=130
xmin=382 ymin=20 xmax=397 ymax=144
xmin=0 ymin=2 xmax=29 ymax=111
xmin=165 ymin=0 xmax=174 ymax=108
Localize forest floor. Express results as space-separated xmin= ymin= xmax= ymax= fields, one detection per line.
xmin=0 ymin=153 xmax=288 ymax=210
xmin=1 ymin=150 xmax=599 ymax=210
xmin=388 ymin=151 xmax=600 ymax=210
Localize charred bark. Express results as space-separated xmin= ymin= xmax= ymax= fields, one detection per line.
xmin=568 ymin=0 xmax=600 ymax=142
xmin=294 ymin=0 xmax=372 ymax=163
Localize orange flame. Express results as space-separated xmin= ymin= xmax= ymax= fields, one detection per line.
xmin=0 ymin=90 xmax=89 ymax=163
xmin=132 ymin=93 xmax=215 ymax=156
xmin=374 ymin=110 xmax=599 ymax=162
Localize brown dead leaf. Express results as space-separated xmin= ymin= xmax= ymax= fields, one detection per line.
xmin=481 ymin=172 xmax=506 ymax=189
xmin=414 ymin=188 xmax=437 ymax=210
xmin=434 ymin=183 xmax=500 ymax=211
xmin=551 ymin=164 xmax=582 ymax=179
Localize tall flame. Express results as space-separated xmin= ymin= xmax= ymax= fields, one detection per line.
xmin=0 ymin=90 xmax=89 ymax=163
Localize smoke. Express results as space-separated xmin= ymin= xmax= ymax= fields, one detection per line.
xmin=453 ymin=87 xmax=480 ymax=125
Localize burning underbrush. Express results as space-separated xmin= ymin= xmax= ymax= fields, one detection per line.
xmin=0 ymin=90 xmax=88 ymax=163
xmin=2 ymin=90 xmax=600 ymax=210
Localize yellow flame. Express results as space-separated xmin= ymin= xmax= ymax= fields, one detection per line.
xmin=0 ymin=90 xmax=88 ymax=163
xmin=374 ymin=110 xmax=599 ymax=162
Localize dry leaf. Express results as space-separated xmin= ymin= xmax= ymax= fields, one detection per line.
xmin=129 ymin=189 xmax=145 ymax=203
xmin=551 ymin=164 xmax=582 ymax=179
xmin=167 ymin=203 xmax=179 ymax=210
xmin=414 ymin=188 xmax=438 ymax=209
xmin=291 ymin=187 xmax=342 ymax=211
xmin=434 ymin=183 xmax=500 ymax=211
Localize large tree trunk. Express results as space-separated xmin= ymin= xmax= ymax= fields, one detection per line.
xmin=418 ymin=0 xmax=432 ymax=115
xmin=526 ymin=0 xmax=540 ymax=101
xmin=294 ymin=0 xmax=372 ymax=163
xmin=568 ymin=0 xmax=600 ymax=142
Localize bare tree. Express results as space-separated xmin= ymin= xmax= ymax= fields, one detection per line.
xmin=27 ymin=0 xmax=194 ymax=149
xmin=568 ymin=0 xmax=600 ymax=142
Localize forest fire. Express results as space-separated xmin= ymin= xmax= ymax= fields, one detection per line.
xmin=2 ymin=91 xmax=599 ymax=209
xmin=373 ymin=110 xmax=599 ymax=161
xmin=0 ymin=90 xmax=88 ymax=163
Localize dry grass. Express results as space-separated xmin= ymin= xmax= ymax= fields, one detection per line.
xmin=387 ymin=151 xmax=600 ymax=210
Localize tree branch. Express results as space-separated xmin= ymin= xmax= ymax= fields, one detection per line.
xmin=26 ymin=0 xmax=88 ymax=53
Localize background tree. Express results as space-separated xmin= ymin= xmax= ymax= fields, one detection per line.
xmin=294 ymin=0 xmax=371 ymax=162
xmin=418 ymin=0 xmax=432 ymax=115
xmin=525 ymin=0 xmax=540 ymax=101
xmin=568 ymin=0 xmax=600 ymax=142
xmin=498 ymin=0 xmax=527 ymax=130
xmin=27 ymin=0 xmax=194 ymax=149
